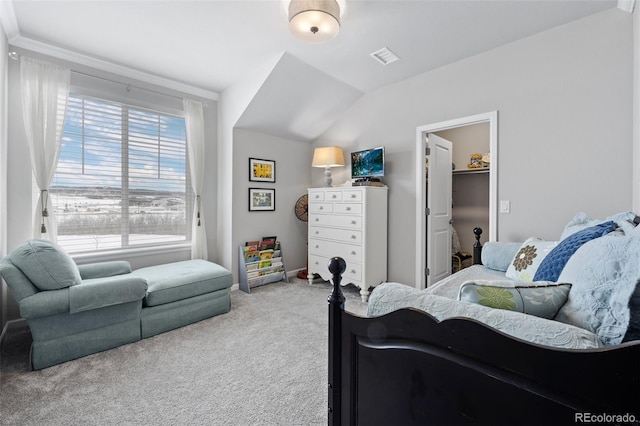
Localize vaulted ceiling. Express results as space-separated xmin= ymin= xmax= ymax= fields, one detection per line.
xmin=2 ymin=1 xmax=623 ymax=141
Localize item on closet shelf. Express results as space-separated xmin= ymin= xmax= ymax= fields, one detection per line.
xmin=482 ymin=153 xmax=490 ymax=167
xmin=467 ymin=153 xmax=483 ymax=168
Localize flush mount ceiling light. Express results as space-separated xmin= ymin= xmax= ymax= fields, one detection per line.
xmin=289 ymin=0 xmax=340 ymax=43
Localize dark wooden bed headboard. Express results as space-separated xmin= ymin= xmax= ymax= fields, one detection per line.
xmin=327 ymin=257 xmax=640 ymax=425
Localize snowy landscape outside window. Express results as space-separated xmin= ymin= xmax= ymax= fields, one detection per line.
xmin=51 ymin=94 xmax=192 ymax=253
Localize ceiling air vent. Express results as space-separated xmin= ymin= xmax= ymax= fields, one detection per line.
xmin=370 ymin=47 xmax=400 ymax=66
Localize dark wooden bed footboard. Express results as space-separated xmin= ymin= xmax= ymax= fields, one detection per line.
xmin=327 ymin=257 xmax=640 ymax=426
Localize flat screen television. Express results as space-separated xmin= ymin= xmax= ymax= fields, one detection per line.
xmin=351 ymin=146 xmax=385 ymax=180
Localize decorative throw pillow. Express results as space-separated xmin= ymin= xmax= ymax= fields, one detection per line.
xmin=533 ymin=221 xmax=616 ymax=282
xmin=9 ymin=239 xmax=81 ymax=291
xmin=481 ymin=242 xmax=522 ymax=272
xmin=505 ymin=238 xmax=558 ymax=282
xmin=555 ymin=231 xmax=640 ymax=346
xmin=561 ymin=211 xmax=635 ymax=240
xmin=458 ymin=280 xmax=572 ymax=319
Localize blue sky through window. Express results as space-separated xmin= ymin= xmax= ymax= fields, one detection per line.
xmin=53 ymin=94 xmax=187 ymax=193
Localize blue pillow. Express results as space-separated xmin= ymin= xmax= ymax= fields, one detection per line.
xmin=534 ymin=221 xmax=616 ymax=282
xmin=555 ymin=232 xmax=640 ymax=346
xmin=9 ymin=239 xmax=81 ymax=291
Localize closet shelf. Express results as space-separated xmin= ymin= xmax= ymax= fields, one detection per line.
xmin=453 ymin=167 xmax=489 ymax=175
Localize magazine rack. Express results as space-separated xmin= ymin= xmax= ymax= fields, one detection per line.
xmin=238 ymin=242 xmax=288 ymax=293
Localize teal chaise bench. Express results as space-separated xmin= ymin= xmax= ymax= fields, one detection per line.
xmin=0 ymin=240 xmax=233 ymax=370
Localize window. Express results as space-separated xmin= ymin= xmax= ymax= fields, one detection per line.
xmin=51 ymin=93 xmax=191 ymax=253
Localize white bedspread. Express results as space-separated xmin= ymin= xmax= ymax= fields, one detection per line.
xmin=367 ymin=266 xmax=600 ymax=349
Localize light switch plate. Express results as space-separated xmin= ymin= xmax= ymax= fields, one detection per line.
xmin=500 ymin=200 xmax=510 ymax=213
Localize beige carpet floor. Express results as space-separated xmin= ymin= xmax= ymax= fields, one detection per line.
xmin=0 ymin=278 xmax=367 ymax=426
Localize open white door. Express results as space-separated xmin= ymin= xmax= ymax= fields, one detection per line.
xmin=426 ymin=133 xmax=453 ymax=286
xmin=416 ymin=111 xmax=497 ymax=289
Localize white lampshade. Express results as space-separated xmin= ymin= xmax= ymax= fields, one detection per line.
xmin=312 ymin=146 xmax=344 ymax=187
xmin=289 ymin=0 xmax=340 ymax=44
xmin=312 ymin=146 xmax=345 ymax=168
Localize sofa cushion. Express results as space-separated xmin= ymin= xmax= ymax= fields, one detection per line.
xmin=555 ymin=231 xmax=640 ymax=346
xmin=19 ymin=288 xmax=70 ymax=319
xmin=69 ymin=275 xmax=147 ymax=314
xmin=77 ymin=261 xmax=132 ymax=280
xmin=505 ymin=238 xmax=558 ymax=282
xmin=9 ymin=239 xmax=81 ymax=291
xmin=533 ymin=221 xmax=616 ymax=282
xmin=131 ymin=260 xmax=232 ymax=307
xmin=458 ymin=280 xmax=571 ymax=319
xmin=0 ymin=259 xmax=39 ymax=302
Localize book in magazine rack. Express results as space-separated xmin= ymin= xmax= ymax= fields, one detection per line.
xmin=238 ymin=237 xmax=288 ymax=293
xmin=326 ymin=249 xmax=640 ymax=425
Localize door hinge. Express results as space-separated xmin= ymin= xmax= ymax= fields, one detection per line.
xmin=425 ymin=268 xmax=430 ymax=276
xmin=425 ymin=146 xmax=430 ymax=156
xmin=425 ymin=207 xmax=430 ymax=216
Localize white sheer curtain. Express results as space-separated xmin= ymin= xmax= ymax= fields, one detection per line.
xmin=183 ymin=99 xmax=208 ymax=260
xmin=20 ymin=57 xmax=70 ymax=242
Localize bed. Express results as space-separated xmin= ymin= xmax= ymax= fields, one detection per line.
xmin=326 ymin=215 xmax=640 ymax=425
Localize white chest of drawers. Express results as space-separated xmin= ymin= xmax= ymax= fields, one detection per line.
xmin=307 ymin=186 xmax=388 ymax=302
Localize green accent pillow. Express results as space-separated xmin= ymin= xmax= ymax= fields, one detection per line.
xmin=458 ymin=280 xmax=571 ymax=319
xmin=9 ymin=239 xmax=81 ymax=291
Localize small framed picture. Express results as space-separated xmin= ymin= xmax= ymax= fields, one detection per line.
xmin=248 ymin=188 xmax=276 ymax=211
xmin=249 ymin=158 xmax=276 ymax=183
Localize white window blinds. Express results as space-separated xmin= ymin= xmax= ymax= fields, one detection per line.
xmin=51 ymin=93 xmax=191 ymax=253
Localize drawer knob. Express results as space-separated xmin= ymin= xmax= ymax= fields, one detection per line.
xmin=332 ymin=195 xmax=337 ymax=198
xmin=351 ymin=251 xmax=356 ymax=255
xmin=315 ymin=230 xmax=319 ymax=234
xmin=315 ymin=218 xmax=319 ymax=222
xmin=346 ymin=207 xmax=351 ymax=211
xmin=351 ymin=220 xmax=356 ymax=225
xmin=315 ymin=245 xmax=319 ymax=249
xmin=319 ymin=206 xmax=323 ymax=210
xmin=351 ymin=235 xmax=356 ymax=239
xmin=351 ymin=269 xmax=356 ymax=274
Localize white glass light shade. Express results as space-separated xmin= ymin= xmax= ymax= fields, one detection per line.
xmin=289 ymin=0 xmax=340 ymax=43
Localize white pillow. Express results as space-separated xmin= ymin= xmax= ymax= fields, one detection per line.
xmin=505 ymin=238 xmax=558 ymax=282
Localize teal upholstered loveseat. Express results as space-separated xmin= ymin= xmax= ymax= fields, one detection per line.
xmin=0 ymin=240 xmax=233 ymax=369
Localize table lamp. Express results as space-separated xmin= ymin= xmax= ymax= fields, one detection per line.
xmin=312 ymin=146 xmax=345 ymax=187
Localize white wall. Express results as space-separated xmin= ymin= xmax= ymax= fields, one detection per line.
xmin=0 ymin=20 xmax=8 ymax=331
xmin=315 ymin=8 xmax=633 ymax=286
xmin=216 ymin=53 xmax=282 ymax=277
xmin=231 ymin=128 xmax=311 ymax=281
